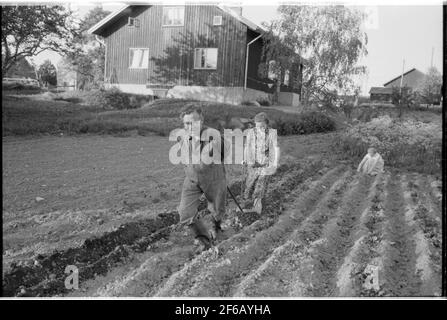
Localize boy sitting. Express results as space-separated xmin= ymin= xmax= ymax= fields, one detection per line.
xmin=357 ymin=147 xmax=384 ymax=176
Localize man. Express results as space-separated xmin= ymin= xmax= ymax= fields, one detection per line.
xmin=177 ymin=104 xmax=228 ymax=254
xmin=242 ymin=112 xmax=278 ymax=214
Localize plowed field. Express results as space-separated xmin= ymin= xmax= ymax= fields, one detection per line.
xmin=2 ymin=134 xmax=442 ymax=297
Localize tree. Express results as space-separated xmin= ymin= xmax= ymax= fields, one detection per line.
xmin=38 ymin=59 xmax=57 ymax=87
xmin=1 ymin=5 xmax=79 ymax=78
xmin=391 ymin=86 xmax=415 ymax=117
xmin=261 ymin=6 xmax=368 ymax=105
xmin=415 ymin=67 xmax=442 ymax=107
xmin=62 ymin=6 xmax=110 ymax=89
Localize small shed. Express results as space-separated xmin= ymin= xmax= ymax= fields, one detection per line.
xmin=369 ymin=87 xmax=393 ymax=102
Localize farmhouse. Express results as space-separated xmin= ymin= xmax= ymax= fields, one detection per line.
xmin=88 ymin=5 xmax=304 ymax=105
xmin=369 ymin=68 xmax=425 ymax=102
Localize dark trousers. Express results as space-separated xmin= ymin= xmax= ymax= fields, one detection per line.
xmin=178 ymin=164 xmax=227 ymax=239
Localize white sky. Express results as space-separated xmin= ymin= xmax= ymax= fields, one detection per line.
xmin=27 ymin=1 xmax=443 ymax=95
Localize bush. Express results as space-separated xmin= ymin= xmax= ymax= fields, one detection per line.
xmin=241 ymin=100 xmax=261 ymax=107
xmin=274 ymin=111 xmax=336 ymax=135
xmin=256 ymin=97 xmax=272 ymax=106
xmin=84 ymin=88 xmax=137 ymax=110
xmin=336 ymin=115 xmax=441 ymax=174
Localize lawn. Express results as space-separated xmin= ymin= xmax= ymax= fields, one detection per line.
xmin=2 ymin=94 xmax=336 ymax=137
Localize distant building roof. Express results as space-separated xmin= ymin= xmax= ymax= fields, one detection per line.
xmin=369 ymin=87 xmax=393 ymax=95
xmin=4 ymin=57 xmax=36 ymax=79
xmin=383 ymin=68 xmax=425 ymax=88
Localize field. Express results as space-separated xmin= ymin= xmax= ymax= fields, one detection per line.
xmin=2 ymin=94 xmax=443 ymax=297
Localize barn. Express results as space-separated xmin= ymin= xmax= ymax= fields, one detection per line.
xmin=88 ymin=5 xmax=304 ymax=105
xmin=369 ymin=68 xmax=426 ymax=102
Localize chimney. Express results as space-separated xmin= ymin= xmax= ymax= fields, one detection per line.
xmin=229 ymin=6 xmax=243 ymax=16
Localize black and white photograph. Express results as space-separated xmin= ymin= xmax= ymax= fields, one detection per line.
xmin=1 ymin=0 xmax=445 ymax=303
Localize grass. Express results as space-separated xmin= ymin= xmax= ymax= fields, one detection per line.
xmin=2 ymin=96 xmax=178 ymax=137
xmin=353 ymin=104 xmax=442 ymax=123
xmin=2 ymin=96 xmax=336 ymax=137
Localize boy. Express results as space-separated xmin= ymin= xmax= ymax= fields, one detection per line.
xmin=242 ymin=112 xmax=278 ymax=214
xmin=357 ymin=147 xmax=384 ymax=176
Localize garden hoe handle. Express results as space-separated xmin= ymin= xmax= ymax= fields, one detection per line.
xmin=227 ymin=186 xmax=245 ymax=214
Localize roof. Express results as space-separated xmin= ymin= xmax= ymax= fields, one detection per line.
xmin=369 ymin=87 xmax=393 ymax=95
xmin=88 ymin=5 xmax=132 ymax=35
xmin=383 ymin=68 xmax=421 ymax=87
xmin=88 ymin=5 xmax=266 ymax=35
xmin=216 ymin=5 xmax=266 ymax=33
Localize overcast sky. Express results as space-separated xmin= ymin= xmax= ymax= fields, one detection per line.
xmin=32 ymin=3 xmax=443 ymax=95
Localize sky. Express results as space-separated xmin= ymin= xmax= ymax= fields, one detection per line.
xmin=31 ymin=2 xmax=443 ymax=95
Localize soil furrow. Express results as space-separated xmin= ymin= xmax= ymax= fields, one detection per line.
xmin=71 ymin=159 xmax=328 ymax=296
xmin=2 ymin=212 xmax=178 ymax=297
xmin=301 ymin=173 xmax=381 ymax=296
xmin=233 ymin=169 xmax=354 ymax=297
xmin=402 ymin=174 xmax=441 ymax=296
xmin=154 ymin=165 xmax=346 ymax=297
xmin=336 ymin=173 xmax=389 ymax=297
xmin=380 ymin=173 xmax=422 ymax=296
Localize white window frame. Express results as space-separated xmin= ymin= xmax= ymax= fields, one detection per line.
xmin=129 ymin=48 xmax=149 ymax=69
xmin=213 ymin=15 xmax=223 ymax=26
xmin=194 ymin=48 xmax=218 ymax=70
xmin=284 ymin=69 xmax=290 ymax=86
xmin=268 ymin=60 xmax=278 ymax=80
xmin=162 ymin=6 xmax=185 ymax=27
xmin=128 ymin=17 xmax=140 ymax=28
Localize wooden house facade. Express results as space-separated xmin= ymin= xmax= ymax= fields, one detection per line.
xmin=89 ymin=5 xmax=303 ymax=105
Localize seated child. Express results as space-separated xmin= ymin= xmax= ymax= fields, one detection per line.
xmin=357 ymin=147 xmax=384 ymax=176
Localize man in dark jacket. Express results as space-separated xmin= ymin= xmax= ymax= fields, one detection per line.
xmin=176 ymin=104 xmax=229 ymax=254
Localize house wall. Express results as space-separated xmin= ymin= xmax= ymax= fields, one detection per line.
xmin=384 ymin=69 xmax=425 ymax=89
xmin=102 ymin=5 xmax=249 ymax=88
xmin=166 ymin=85 xmax=270 ymax=105
xmin=370 ymin=93 xmax=392 ymax=102
xmin=278 ymin=92 xmax=300 ymax=107
xmin=245 ymin=30 xmax=303 ymax=96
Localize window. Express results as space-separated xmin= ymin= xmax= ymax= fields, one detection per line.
xmin=128 ymin=17 xmax=140 ymax=27
xmin=284 ymin=69 xmax=290 ymax=86
xmin=162 ymin=7 xmax=184 ymax=26
xmin=129 ymin=48 xmax=149 ymax=69
xmin=213 ymin=15 xmax=222 ymax=26
xmin=268 ymin=60 xmax=277 ymax=80
xmin=194 ymin=48 xmax=218 ymax=69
